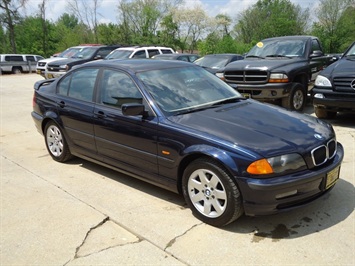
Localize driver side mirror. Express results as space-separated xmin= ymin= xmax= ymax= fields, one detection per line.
xmin=310 ymin=50 xmax=324 ymax=58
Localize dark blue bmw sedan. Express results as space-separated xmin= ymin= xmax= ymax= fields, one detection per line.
xmin=31 ymin=59 xmax=344 ymax=227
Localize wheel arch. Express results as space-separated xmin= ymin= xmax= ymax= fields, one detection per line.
xmin=176 ymin=145 xmax=241 ymax=194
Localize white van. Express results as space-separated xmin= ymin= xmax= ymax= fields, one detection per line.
xmin=0 ymin=54 xmax=44 ymax=74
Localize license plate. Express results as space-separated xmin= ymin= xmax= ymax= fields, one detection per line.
xmin=36 ymin=70 xmax=42 ymax=74
xmin=242 ymin=93 xmax=251 ymax=99
xmin=325 ymin=166 xmax=340 ymax=189
xmin=47 ymin=74 xmax=53 ymax=79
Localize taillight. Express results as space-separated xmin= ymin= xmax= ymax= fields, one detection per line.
xmin=32 ymin=93 xmax=36 ymax=108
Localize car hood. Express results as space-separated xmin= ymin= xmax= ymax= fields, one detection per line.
xmin=225 ymin=57 xmax=305 ymax=72
xmin=47 ymin=58 xmax=84 ymax=66
xmin=323 ymin=57 xmax=355 ymax=77
xmin=167 ymin=100 xmax=334 ymax=158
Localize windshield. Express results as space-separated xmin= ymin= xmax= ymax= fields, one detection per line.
xmin=247 ymin=39 xmax=306 ymax=58
xmin=58 ymin=47 xmax=82 ymax=58
xmin=71 ymin=47 xmax=97 ymax=59
xmin=194 ymin=56 xmax=229 ymax=69
xmin=344 ymin=43 xmax=355 ymax=56
xmin=137 ymin=66 xmax=242 ymax=115
xmin=106 ymin=50 xmax=132 ymax=60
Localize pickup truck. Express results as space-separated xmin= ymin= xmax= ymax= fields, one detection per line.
xmin=223 ymin=36 xmax=337 ymax=111
xmin=312 ymin=41 xmax=355 ymax=118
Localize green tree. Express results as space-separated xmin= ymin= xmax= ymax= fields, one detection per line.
xmin=235 ymin=0 xmax=309 ymax=44
xmin=0 ymin=0 xmax=28 ymax=53
xmin=311 ymin=0 xmax=355 ymax=53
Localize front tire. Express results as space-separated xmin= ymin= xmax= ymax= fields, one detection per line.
xmin=44 ymin=122 xmax=72 ymax=162
xmin=12 ymin=67 xmax=22 ymax=74
xmin=182 ymin=158 xmax=243 ymax=227
xmin=314 ymin=107 xmax=337 ymax=119
xmin=282 ymin=83 xmax=306 ymax=111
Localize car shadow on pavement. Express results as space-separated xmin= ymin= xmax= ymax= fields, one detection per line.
xmin=224 ymin=178 xmax=354 ymax=240
xmin=73 ymin=157 xmax=353 ymax=241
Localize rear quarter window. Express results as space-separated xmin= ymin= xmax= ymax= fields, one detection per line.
xmin=161 ymin=49 xmax=173 ymax=54
xmin=5 ymin=56 xmax=24 ymax=62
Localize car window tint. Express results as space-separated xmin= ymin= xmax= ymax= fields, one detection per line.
xmin=26 ymin=56 xmax=35 ymax=61
xmin=179 ymin=56 xmax=189 ymax=62
xmin=161 ymin=49 xmax=173 ymax=54
xmin=148 ymin=49 xmax=159 ymax=58
xmin=57 ymin=74 xmax=71 ymax=96
xmin=97 ymin=48 xmax=114 ymax=58
xmin=100 ymin=69 xmax=142 ymax=108
xmin=132 ymin=50 xmax=146 ymax=59
xmin=67 ymin=68 xmax=99 ymax=101
xmin=5 ymin=56 xmax=23 ymax=61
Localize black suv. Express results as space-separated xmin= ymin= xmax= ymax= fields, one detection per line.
xmin=46 ymin=45 xmax=119 ymax=79
xmin=312 ymin=41 xmax=355 ymax=118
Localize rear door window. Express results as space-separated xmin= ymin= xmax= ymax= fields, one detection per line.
xmin=161 ymin=49 xmax=173 ymax=54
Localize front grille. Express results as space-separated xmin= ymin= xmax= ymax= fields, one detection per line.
xmin=333 ymin=77 xmax=355 ymax=92
xmin=225 ymin=70 xmax=268 ymax=84
xmin=311 ymin=139 xmax=337 ymax=167
xmin=38 ymin=62 xmax=46 ymax=67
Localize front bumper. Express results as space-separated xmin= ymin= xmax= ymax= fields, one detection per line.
xmin=45 ymin=71 xmax=66 ymax=79
xmin=227 ymin=82 xmax=292 ymax=100
xmin=312 ymin=88 xmax=355 ymax=112
xmin=237 ymin=143 xmax=344 ymax=216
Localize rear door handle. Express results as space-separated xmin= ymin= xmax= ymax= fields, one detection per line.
xmin=94 ymin=110 xmax=107 ymax=118
xmin=57 ymin=101 xmax=66 ymax=108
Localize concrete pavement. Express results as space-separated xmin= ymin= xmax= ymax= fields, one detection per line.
xmin=1 ymin=74 xmax=354 ymax=265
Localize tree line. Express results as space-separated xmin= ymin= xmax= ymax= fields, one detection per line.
xmin=1 ymin=0 xmax=354 ymax=58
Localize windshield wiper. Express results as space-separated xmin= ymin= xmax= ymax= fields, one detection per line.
xmin=211 ymin=97 xmax=246 ymax=106
xmin=265 ymin=54 xmax=292 ymax=58
xmin=246 ymin=55 xmax=264 ymax=59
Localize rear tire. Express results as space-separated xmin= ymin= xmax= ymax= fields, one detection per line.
xmin=182 ymin=158 xmax=243 ymax=227
xmin=282 ymin=83 xmax=306 ymax=111
xmin=12 ymin=67 xmax=22 ymax=74
xmin=44 ymin=121 xmax=72 ymax=162
xmin=314 ymin=107 xmax=337 ymax=119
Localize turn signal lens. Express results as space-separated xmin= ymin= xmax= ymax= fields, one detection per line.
xmin=247 ymin=159 xmax=274 ymax=175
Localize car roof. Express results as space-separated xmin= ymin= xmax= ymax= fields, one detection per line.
xmin=81 ymin=59 xmax=193 ymax=73
xmin=261 ymin=35 xmax=317 ymax=42
xmin=203 ymin=53 xmax=242 ymax=57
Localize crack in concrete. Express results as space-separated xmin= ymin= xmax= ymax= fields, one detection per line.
xmin=164 ymin=223 xmax=203 ymax=250
xmin=74 ymin=216 xmax=110 ymax=259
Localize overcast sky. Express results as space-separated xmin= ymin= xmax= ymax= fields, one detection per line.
xmin=23 ymin=0 xmax=319 ymax=24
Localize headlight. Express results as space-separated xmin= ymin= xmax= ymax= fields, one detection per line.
xmin=269 ymin=73 xmax=289 ymax=83
xmin=59 ymin=64 xmax=68 ymax=71
xmin=315 ymin=75 xmax=331 ymax=87
xmin=215 ymin=72 xmax=224 ymax=79
xmin=247 ymin=153 xmax=306 ymax=175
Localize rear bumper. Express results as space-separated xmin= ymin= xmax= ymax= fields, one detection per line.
xmin=237 ymin=143 xmax=344 ymax=216
xmin=31 ymin=111 xmax=44 ymax=135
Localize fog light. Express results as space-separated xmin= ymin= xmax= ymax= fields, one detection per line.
xmin=314 ymin=93 xmax=324 ymax=99
xmin=271 ymin=91 xmax=277 ymax=96
xmin=276 ymin=190 xmax=297 ymax=199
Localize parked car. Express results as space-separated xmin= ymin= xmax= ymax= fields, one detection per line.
xmin=0 ymin=54 xmax=44 ymax=74
xmin=36 ymin=44 xmax=102 ymax=79
xmin=46 ymin=45 xmax=119 ymax=79
xmin=105 ymin=46 xmax=175 ymax=60
xmin=31 ymin=60 xmax=343 ymax=227
xmin=312 ymin=41 xmax=355 ymax=118
xmin=223 ymin=36 xmax=338 ymax=111
xmin=194 ymin=53 xmax=244 ymax=76
xmin=152 ymin=53 xmax=200 ymax=62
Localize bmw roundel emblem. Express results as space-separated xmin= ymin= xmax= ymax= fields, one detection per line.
xmin=314 ymin=133 xmax=324 ymax=140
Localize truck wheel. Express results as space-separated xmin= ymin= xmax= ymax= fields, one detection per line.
xmin=182 ymin=158 xmax=244 ymax=227
xmin=282 ymin=83 xmax=306 ymax=111
xmin=12 ymin=67 xmax=22 ymax=74
xmin=314 ymin=107 xmax=337 ymax=119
